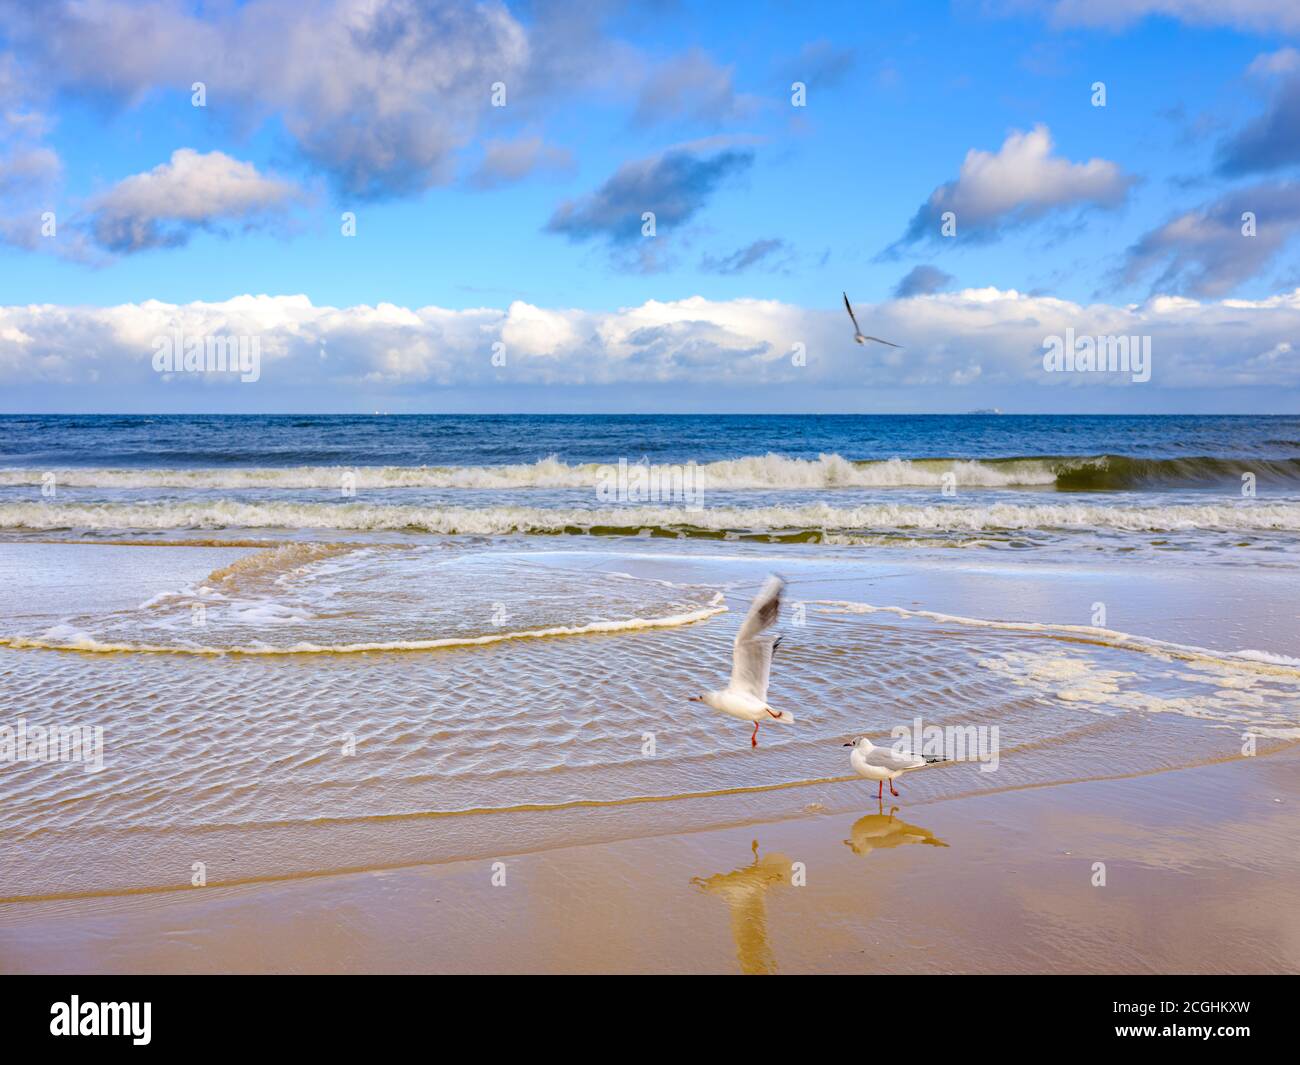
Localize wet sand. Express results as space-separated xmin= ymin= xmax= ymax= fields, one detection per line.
xmin=1 ymin=536 xmax=1298 ymax=973
xmin=1 ymin=745 xmax=1295 ymax=974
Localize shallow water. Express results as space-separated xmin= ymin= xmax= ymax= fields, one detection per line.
xmin=2 ymin=415 xmax=1298 ymax=904
xmin=2 ymin=540 xmax=1297 ymax=903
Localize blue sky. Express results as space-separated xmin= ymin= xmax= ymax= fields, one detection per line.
xmin=3 ymin=0 xmax=1300 ymax=412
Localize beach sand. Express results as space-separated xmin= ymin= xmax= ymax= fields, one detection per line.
xmin=1 ymin=536 xmax=1298 ymax=973
xmin=1 ymin=746 xmax=1295 ymax=974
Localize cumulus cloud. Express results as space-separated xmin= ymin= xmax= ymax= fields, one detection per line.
xmin=894 ymin=265 xmax=955 ymax=297
xmin=1120 ymin=181 xmax=1300 ymax=296
xmin=699 ymin=238 xmax=792 ymax=274
xmin=888 ymin=125 xmax=1135 ymax=250
xmin=83 ymin=149 xmax=302 ymax=252
xmin=545 ymin=145 xmax=754 ymax=246
xmin=4 ymin=289 xmax=1300 ymax=407
xmin=0 ymin=0 xmax=594 ymax=200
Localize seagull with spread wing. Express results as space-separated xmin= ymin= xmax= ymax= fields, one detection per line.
xmin=689 ymin=575 xmax=793 ymax=748
xmin=843 ymin=291 xmax=900 ymax=348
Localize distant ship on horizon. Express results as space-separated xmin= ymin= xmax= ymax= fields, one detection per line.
xmin=967 ymin=408 xmax=1003 ymax=415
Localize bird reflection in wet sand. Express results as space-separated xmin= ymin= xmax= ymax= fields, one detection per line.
xmin=844 ymin=803 xmax=949 ymax=857
xmin=692 ymin=839 xmax=791 ymax=975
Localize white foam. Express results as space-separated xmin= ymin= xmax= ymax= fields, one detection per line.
xmin=816 ymin=600 xmax=1300 ymax=679
xmin=2 ymin=498 xmax=1298 ymax=534
xmin=0 ymin=601 xmax=728 ymax=656
xmin=0 ymin=453 xmax=1066 ymax=490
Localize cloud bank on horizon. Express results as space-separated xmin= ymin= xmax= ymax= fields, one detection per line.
xmin=1 ymin=0 xmax=1299 ymax=412
xmin=4 ymin=288 xmax=1297 ymax=413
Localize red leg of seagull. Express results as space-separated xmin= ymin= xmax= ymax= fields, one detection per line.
xmin=877 ymin=780 xmax=883 ymax=800
xmin=751 ymin=722 xmax=759 ymax=748
xmin=889 ymin=779 xmax=899 ymax=798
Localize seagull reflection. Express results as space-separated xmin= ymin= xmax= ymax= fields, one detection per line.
xmin=844 ymin=803 xmax=949 ymax=857
xmin=692 ymin=839 xmax=791 ymax=975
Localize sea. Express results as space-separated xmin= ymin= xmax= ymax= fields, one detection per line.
xmin=0 ymin=413 xmax=1298 ymax=903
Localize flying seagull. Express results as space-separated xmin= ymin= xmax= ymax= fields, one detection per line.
xmin=689 ymin=575 xmax=793 ymax=747
xmin=843 ymin=292 xmax=900 ymax=348
xmin=843 ymin=736 xmax=944 ymax=799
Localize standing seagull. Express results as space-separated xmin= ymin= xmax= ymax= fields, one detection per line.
xmin=843 ymin=292 xmax=900 ymax=348
xmin=689 ymin=575 xmax=794 ymax=747
xmin=844 ymin=736 xmax=943 ymax=799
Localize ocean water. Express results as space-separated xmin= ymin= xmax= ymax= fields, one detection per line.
xmin=1 ymin=414 xmax=1298 ymax=901
xmin=2 ymin=413 xmax=1300 ymax=553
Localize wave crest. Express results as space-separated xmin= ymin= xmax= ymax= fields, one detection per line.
xmin=6 ymin=452 xmax=1300 ymax=490
xmin=2 ymin=499 xmax=1298 ymax=536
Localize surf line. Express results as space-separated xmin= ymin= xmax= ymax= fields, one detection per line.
xmin=0 ymin=601 xmax=728 ymax=657
xmin=816 ymin=600 xmax=1300 ymax=678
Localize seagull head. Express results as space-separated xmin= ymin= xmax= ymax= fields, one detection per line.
xmin=843 ymin=736 xmax=864 ymax=747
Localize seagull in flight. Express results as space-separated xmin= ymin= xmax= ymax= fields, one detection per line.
xmin=844 ymin=736 xmax=944 ymax=799
xmin=689 ymin=575 xmax=793 ymax=747
xmin=843 ymin=292 xmax=900 ymax=348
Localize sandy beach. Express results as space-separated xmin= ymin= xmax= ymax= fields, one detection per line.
xmin=2 ymin=524 xmax=1297 ymax=974
xmin=2 ymin=745 xmax=1295 ymax=974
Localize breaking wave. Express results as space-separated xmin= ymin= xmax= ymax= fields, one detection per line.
xmin=2 ymin=499 xmax=1298 ymax=536
xmin=4 ymin=453 xmax=1300 ymax=491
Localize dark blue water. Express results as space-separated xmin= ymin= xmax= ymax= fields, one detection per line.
xmin=2 ymin=413 xmax=1298 ymax=468
xmin=2 ymin=414 xmax=1298 ymax=554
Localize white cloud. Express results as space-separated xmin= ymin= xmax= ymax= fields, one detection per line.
xmin=891 ymin=125 xmax=1134 ymax=246
xmin=3 ymin=290 xmax=1300 ymax=404
xmin=84 ymin=149 xmax=302 ymax=252
xmin=4 ymin=0 xmax=538 ymax=199
xmin=1121 ymin=180 xmax=1300 ymax=295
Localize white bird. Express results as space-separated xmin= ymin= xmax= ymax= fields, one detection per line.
xmin=689 ymin=575 xmax=793 ymax=747
xmin=844 ymin=736 xmax=943 ymax=799
xmin=843 ymin=291 xmax=900 ymax=348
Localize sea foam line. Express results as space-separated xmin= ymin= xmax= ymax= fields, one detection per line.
xmin=0 ymin=453 xmax=1062 ymax=489
xmin=2 ymin=498 xmax=1299 ymax=534
xmin=0 ymin=599 xmax=728 ymax=657
xmin=816 ymin=600 xmax=1300 ymax=678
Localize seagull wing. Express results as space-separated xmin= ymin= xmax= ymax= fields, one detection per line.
xmin=729 ymin=575 xmax=784 ymax=700
xmin=860 ymin=745 xmax=926 ymax=772
xmin=859 ymin=336 xmax=901 ymax=349
xmin=842 ymin=292 xmax=862 ymax=335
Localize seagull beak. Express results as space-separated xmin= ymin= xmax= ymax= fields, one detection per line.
xmin=842 ymin=742 xmax=853 ymax=747
xmin=687 ymin=695 xmax=703 ymax=703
